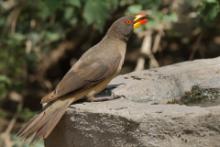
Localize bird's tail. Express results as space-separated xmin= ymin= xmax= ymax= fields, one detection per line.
xmin=17 ymin=98 xmax=73 ymax=142
xmin=18 ymin=87 xmax=92 ymax=142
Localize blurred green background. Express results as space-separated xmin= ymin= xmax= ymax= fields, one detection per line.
xmin=0 ymin=0 xmax=220 ymax=146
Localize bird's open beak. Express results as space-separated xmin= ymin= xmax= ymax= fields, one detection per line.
xmin=133 ymin=14 xmax=148 ymax=29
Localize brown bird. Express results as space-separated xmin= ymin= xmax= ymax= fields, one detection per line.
xmin=18 ymin=14 xmax=148 ymax=141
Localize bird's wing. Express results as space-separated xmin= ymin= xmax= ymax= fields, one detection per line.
xmin=41 ymin=56 xmax=121 ymax=103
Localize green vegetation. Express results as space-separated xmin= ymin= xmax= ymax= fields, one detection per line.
xmin=181 ymin=85 xmax=220 ymax=104
xmin=168 ymin=85 xmax=220 ymax=105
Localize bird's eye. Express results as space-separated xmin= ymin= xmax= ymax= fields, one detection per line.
xmin=123 ymin=20 xmax=132 ymax=24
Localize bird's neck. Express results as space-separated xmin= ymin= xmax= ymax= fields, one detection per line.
xmin=106 ymin=30 xmax=129 ymax=42
xmin=101 ymin=34 xmax=127 ymax=48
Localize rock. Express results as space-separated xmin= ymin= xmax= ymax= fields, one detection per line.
xmin=45 ymin=57 xmax=220 ymax=147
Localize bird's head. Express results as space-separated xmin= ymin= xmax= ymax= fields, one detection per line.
xmin=107 ymin=14 xmax=148 ymax=41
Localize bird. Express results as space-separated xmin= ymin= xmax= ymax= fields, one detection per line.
xmin=18 ymin=14 xmax=148 ymax=141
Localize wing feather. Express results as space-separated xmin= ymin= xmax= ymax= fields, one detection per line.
xmin=41 ymin=56 xmax=121 ymax=103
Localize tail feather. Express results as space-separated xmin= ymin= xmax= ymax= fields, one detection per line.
xmin=41 ymin=91 xmax=57 ymax=104
xmin=36 ymin=103 xmax=69 ymax=138
xmin=17 ymin=98 xmax=73 ymax=141
xmin=18 ymin=87 xmax=92 ymax=142
xmin=18 ymin=113 xmax=44 ymax=138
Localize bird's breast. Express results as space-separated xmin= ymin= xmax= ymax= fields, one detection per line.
xmin=116 ymin=42 xmax=126 ymax=74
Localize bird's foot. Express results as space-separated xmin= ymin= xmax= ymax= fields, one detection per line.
xmin=105 ymin=83 xmax=125 ymax=91
xmin=87 ymin=94 xmax=121 ymax=102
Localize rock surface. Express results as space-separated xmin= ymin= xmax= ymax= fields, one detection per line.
xmin=45 ymin=57 xmax=220 ymax=147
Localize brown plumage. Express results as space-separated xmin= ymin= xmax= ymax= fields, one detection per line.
xmin=18 ymin=14 xmax=148 ymax=141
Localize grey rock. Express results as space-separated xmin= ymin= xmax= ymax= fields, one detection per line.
xmin=45 ymin=57 xmax=220 ymax=147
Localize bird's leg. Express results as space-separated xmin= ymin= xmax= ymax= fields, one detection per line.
xmin=105 ymin=83 xmax=125 ymax=91
xmin=86 ymin=83 xmax=125 ymax=102
xmin=87 ymin=93 xmax=121 ymax=102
